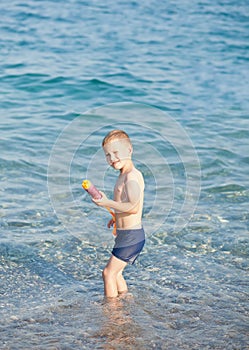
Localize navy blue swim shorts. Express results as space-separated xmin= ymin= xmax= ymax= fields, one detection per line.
xmin=112 ymin=227 xmax=145 ymax=264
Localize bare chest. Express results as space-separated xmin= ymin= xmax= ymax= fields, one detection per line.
xmin=114 ymin=178 xmax=127 ymax=201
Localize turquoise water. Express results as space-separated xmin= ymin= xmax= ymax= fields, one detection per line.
xmin=1 ymin=0 xmax=249 ymax=349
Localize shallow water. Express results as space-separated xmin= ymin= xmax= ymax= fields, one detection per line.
xmin=1 ymin=0 xmax=249 ymax=349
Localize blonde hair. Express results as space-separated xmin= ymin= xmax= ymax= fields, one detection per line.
xmin=102 ymin=129 xmax=131 ymax=147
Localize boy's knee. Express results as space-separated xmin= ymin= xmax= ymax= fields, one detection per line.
xmin=102 ymin=266 xmax=115 ymax=280
xmin=102 ymin=267 xmax=108 ymax=280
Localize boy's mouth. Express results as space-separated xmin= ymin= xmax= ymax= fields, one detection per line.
xmin=112 ymin=160 xmax=121 ymax=167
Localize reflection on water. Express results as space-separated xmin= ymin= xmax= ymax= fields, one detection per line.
xmin=94 ymin=294 xmax=145 ymax=350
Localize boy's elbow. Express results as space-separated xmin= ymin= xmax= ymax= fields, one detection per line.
xmin=129 ymin=209 xmax=137 ymax=214
xmin=129 ymin=205 xmax=139 ymax=214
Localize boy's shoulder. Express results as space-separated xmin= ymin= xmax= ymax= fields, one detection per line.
xmin=126 ymin=167 xmax=144 ymax=182
xmin=125 ymin=168 xmax=144 ymax=191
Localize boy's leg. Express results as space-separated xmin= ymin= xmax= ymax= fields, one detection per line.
xmin=117 ymin=269 xmax=128 ymax=294
xmin=102 ymin=255 xmax=127 ymax=298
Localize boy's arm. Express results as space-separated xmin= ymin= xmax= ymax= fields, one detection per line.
xmin=93 ymin=179 xmax=141 ymax=214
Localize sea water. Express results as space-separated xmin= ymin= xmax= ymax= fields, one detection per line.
xmin=1 ymin=0 xmax=249 ymax=349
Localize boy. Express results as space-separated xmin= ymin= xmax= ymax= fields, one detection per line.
xmin=93 ymin=130 xmax=145 ymax=298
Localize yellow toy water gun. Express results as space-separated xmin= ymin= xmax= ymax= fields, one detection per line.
xmin=82 ymin=180 xmax=116 ymax=236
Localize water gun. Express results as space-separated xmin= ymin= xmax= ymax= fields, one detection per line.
xmin=82 ymin=180 xmax=116 ymax=236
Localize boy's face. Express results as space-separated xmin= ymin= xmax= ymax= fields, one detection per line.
xmin=103 ymin=139 xmax=132 ymax=170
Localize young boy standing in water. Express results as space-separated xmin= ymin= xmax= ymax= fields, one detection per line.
xmin=93 ymin=130 xmax=145 ymax=298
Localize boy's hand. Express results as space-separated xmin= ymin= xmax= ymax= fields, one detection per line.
xmin=107 ymin=218 xmax=114 ymax=228
xmin=92 ymin=191 xmax=110 ymax=207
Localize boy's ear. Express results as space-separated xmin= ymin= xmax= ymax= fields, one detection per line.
xmin=129 ymin=145 xmax=133 ymax=155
